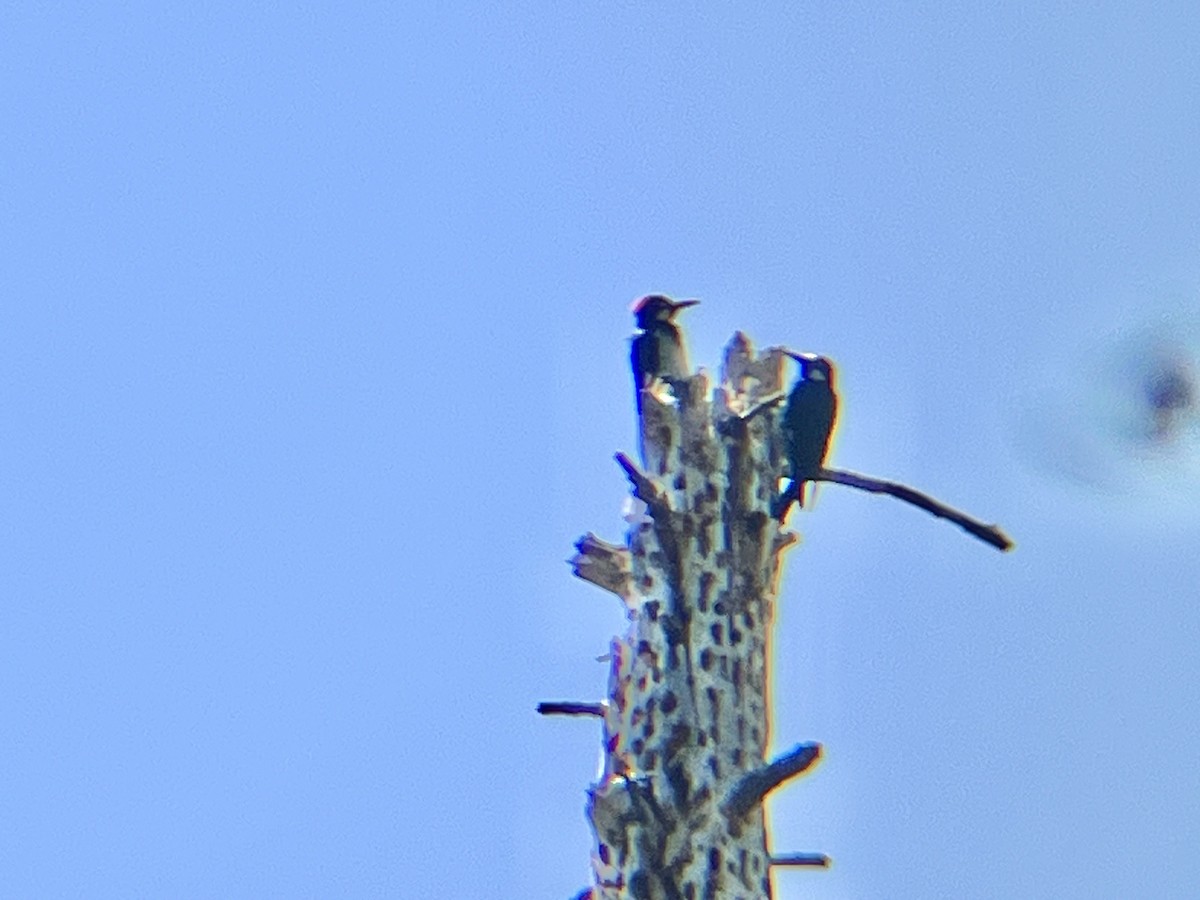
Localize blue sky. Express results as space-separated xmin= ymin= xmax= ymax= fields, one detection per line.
xmin=4 ymin=5 xmax=1200 ymax=898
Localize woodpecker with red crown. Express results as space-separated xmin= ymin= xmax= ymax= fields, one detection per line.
xmin=629 ymin=295 xmax=699 ymax=416
xmin=778 ymin=351 xmax=838 ymax=515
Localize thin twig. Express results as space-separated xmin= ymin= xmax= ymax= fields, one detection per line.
xmin=538 ymin=702 xmax=605 ymax=718
xmin=771 ymin=853 xmax=830 ymax=868
xmin=722 ymin=742 xmax=822 ymax=819
xmin=817 ymin=466 xmax=1014 ymax=551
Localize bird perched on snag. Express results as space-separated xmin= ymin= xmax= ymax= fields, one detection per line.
xmin=775 ymin=351 xmax=838 ymax=518
xmin=630 ymin=294 xmax=699 ymax=416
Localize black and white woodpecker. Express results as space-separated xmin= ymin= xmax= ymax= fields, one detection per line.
xmin=780 ymin=351 xmax=838 ymax=511
xmin=630 ymin=294 xmax=699 ymax=416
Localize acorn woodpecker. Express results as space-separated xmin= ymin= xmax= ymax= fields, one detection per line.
xmin=780 ymin=352 xmax=838 ymax=509
xmin=630 ymin=295 xmax=699 ymax=415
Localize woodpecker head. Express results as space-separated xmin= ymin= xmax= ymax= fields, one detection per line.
xmin=784 ymin=350 xmax=836 ymax=388
xmin=631 ymin=295 xmax=699 ymax=329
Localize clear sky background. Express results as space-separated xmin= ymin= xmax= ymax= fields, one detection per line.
xmin=5 ymin=5 xmax=1200 ymax=899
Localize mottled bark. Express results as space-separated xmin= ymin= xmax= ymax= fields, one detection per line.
xmin=560 ymin=333 xmax=823 ymax=900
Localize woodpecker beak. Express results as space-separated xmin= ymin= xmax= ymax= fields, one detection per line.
xmin=659 ymin=298 xmax=699 ymax=321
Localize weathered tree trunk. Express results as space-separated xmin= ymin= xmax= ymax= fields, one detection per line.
xmin=565 ymin=333 xmax=823 ymax=900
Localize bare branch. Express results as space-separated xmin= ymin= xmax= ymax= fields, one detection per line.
xmin=770 ymin=853 xmax=830 ymax=868
xmin=570 ymin=533 xmax=632 ymax=597
xmin=722 ymin=742 xmax=822 ymax=820
xmin=614 ymin=451 xmax=669 ymax=513
xmin=817 ymin=467 xmax=1014 ymax=551
xmin=538 ymin=702 xmax=605 ymax=718
xmin=773 ymin=466 xmax=1013 ymax=552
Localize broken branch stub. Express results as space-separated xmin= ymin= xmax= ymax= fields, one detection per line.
xmin=571 ymin=533 xmax=634 ymax=602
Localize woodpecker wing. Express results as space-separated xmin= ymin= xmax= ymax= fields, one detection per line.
xmin=783 ymin=380 xmax=837 ymax=507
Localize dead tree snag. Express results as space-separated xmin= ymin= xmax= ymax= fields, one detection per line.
xmin=544 ymin=322 xmax=1013 ymax=899
xmin=549 ymin=333 xmax=820 ymax=899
